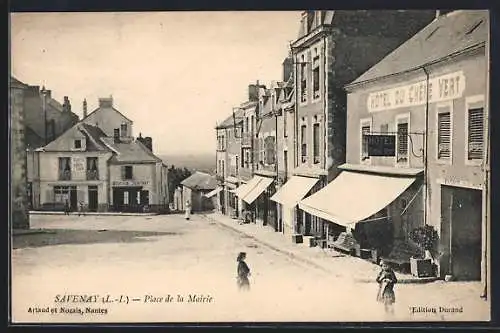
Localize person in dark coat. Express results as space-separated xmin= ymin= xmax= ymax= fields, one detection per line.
xmin=236 ymin=252 xmax=251 ymax=291
xmin=376 ymin=260 xmax=397 ymax=314
xmin=64 ymin=200 xmax=70 ymax=215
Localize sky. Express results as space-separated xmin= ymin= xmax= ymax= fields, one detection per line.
xmin=10 ymin=11 xmax=301 ymax=155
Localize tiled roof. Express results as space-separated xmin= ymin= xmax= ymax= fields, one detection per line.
xmin=101 ymin=137 xmax=162 ymax=163
xmin=181 ymin=171 xmax=217 ymax=191
xmin=10 ymin=76 xmax=28 ymax=89
xmin=80 ymin=123 xmax=107 ymax=150
xmin=349 ymin=10 xmax=488 ymax=86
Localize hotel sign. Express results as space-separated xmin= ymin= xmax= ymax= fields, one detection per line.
xmin=367 ymin=135 xmax=396 ymax=156
xmin=367 ymin=71 xmax=466 ymax=112
xmin=112 ymin=180 xmax=150 ymax=187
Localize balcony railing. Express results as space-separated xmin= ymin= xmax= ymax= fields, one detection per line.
xmin=86 ymin=170 xmax=99 ymax=180
xmin=58 ymin=170 xmax=71 ymax=180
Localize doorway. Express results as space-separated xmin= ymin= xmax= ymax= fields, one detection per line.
xmin=441 ymin=185 xmax=482 ymax=281
xmin=69 ymin=186 xmax=77 ymax=211
xmin=88 ymin=186 xmax=98 ymax=212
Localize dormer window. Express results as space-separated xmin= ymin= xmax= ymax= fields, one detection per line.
xmin=74 ymin=139 xmax=82 ymax=149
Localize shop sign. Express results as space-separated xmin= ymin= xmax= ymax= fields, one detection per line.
xmin=437 ymin=177 xmax=484 ymax=190
xmin=112 ymin=180 xmax=150 ymax=187
xmin=367 ymin=134 xmax=396 ymax=156
xmin=367 ymin=71 xmax=466 ymax=112
xmin=72 ymin=156 xmax=86 ymax=173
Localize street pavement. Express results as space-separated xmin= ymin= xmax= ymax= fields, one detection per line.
xmin=11 ymin=212 xmax=490 ymax=323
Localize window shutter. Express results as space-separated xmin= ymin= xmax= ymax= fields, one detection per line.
xmin=121 ymin=166 xmax=126 ymax=179
xmin=437 ymin=112 xmax=451 ymax=159
xmin=397 ymin=122 xmax=409 ymax=161
xmin=468 ymin=108 xmax=484 ymax=160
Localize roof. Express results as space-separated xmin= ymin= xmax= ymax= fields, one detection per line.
xmin=102 ymin=137 xmax=162 ymax=163
xmin=10 ymin=76 xmax=28 ymax=89
xmin=82 ymin=106 xmax=133 ymax=124
xmin=181 ymin=171 xmax=218 ymax=191
xmin=216 ymin=109 xmax=245 ymax=129
xmin=349 ymin=10 xmax=488 ymax=86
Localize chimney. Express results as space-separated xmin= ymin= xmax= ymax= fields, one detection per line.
xmin=137 ymin=133 xmax=153 ymax=152
xmin=62 ymin=96 xmax=71 ymax=113
xmin=82 ymin=98 xmax=88 ymax=118
xmin=44 ymin=90 xmax=52 ymax=99
xmin=98 ymin=96 xmax=113 ymax=108
xmin=435 ymin=10 xmax=441 ymax=19
xmin=282 ymin=56 xmax=293 ymax=82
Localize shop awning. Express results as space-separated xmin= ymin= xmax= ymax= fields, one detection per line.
xmin=270 ymin=176 xmax=319 ymax=209
xmin=230 ymin=183 xmax=248 ymax=196
xmin=298 ymin=171 xmax=416 ymax=227
xmin=242 ymin=176 xmax=274 ymax=204
xmin=203 ymin=187 xmax=222 ymax=198
xmin=231 ymin=176 xmax=261 ymax=198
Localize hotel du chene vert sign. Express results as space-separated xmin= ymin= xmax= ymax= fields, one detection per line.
xmin=367 ymin=71 xmax=466 ymax=113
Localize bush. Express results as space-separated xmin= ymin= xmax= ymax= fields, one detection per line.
xmin=409 ymin=225 xmax=438 ymax=251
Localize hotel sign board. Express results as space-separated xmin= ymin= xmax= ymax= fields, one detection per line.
xmin=112 ymin=180 xmax=150 ymax=187
xmin=367 ymin=71 xmax=466 ymax=112
xmin=367 ymin=134 xmax=396 ymax=157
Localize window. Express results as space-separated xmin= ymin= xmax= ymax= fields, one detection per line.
xmin=235 ymin=156 xmax=239 ymax=175
xmin=250 ymin=115 xmax=254 ymax=134
xmin=361 ymin=124 xmax=371 ymax=161
xmin=124 ymin=191 xmax=129 ymax=205
xmin=120 ymin=123 xmax=127 ymax=136
xmin=221 ymin=135 xmax=225 ymax=150
xmin=313 ymin=123 xmax=320 ymax=164
xmin=284 ymin=150 xmax=288 ymax=178
xmin=54 ymin=186 xmax=70 ymax=203
xmin=397 ymin=122 xmax=409 ymax=163
xmin=301 ymin=124 xmax=307 ymax=162
xmin=467 ymin=107 xmax=484 ymax=160
xmin=221 ymin=161 xmax=225 ymax=177
xmin=312 ymin=53 xmax=320 ymax=99
xmin=437 ymin=111 xmax=451 ymax=160
xmin=114 ymin=128 xmax=120 ymax=138
xmin=300 ymin=55 xmax=307 ymax=103
xmin=245 ymin=117 xmax=249 ymax=133
xmin=58 ymin=157 xmax=71 ymax=180
xmin=86 ymin=157 xmax=99 ymax=180
xmin=122 ymin=165 xmax=133 ymax=180
xmin=264 ymin=136 xmax=276 ymax=165
xmin=74 ymin=139 xmax=82 ymax=149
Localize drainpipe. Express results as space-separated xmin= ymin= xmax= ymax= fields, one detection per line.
xmin=422 ymin=66 xmax=430 ymax=227
xmin=274 ymin=108 xmax=279 ymax=232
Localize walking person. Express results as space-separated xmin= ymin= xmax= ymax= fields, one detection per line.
xmin=77 ymin=201 xmax=85 ymax=217
xmin=184 ymin=200 xmax=191 ymax=220
xmin=64 ymin=200 xmax=70 ymax=216
xmin=376 ymin=260 xmax=397 ymax=315
xmin=236 ymin=252 xmax=251 ymax=291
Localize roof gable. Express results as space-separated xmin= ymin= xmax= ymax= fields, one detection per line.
xmin=350 ymin=10 xmax=488 ymax=86
xmin=82 ymin=106 xmax=133 ymax=124
xmin=42 ymin=122 xmax=108 ymax=152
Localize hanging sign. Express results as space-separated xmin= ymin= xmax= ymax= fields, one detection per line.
xmin=367 ymin=71 xmax=466 ymax=112
xmin=367 ymin=134 xmax=396 ymax=156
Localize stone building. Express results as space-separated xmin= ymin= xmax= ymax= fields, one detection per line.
xmin=287 ymin=10 xmax=436 ymax=241
xmin=180 ymin=172 xmax=218 ymax=212
xmin=341 ymin=10 xmax=489 ymax=282
xmin=10 ymin=77 xmax=29 ymax=229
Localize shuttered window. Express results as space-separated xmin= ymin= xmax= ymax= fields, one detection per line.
xmin=301 ymin=125 xmax=307 ymax=162
xmin=397 ymin=122 xmax=409 ymax=162
xmin=468 ymin=107 xmax=484 ymax=160
xmin=361 ymin=124 xmax=370 ymax=160
xmin=265 ymin=136 xmax=276 ymax=165
xmin=313 ymin=123 xmax=320 ymax=163
xmin=437 ymin=112 xmax=451 ymax=159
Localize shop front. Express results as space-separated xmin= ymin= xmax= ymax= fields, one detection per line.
xmin=111 ymin=180 xmax=150 ymax=212
xmin=240 ymin=176 xmax=274 ymax=228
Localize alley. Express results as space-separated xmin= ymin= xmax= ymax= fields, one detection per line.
xmin=11 ymin=213 xmax=489 ymax=323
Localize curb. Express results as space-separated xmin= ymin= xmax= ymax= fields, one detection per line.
xmin=29 ymin=211 xmax=159 ymax=217
xmin=202 ymin=214 xmax=329 ymax=273
xmin=204 ymin=214 xmax=441 ymax=285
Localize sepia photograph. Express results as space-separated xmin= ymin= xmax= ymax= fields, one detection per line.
xmin=9 ymin=9 xmax=491 ymax=324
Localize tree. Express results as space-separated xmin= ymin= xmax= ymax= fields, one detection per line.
xmin=167 ymin=166 xmax=192 ymax=203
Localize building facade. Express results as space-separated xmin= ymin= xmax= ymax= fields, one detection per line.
xmin=33 ymin=97 xmax=168 ymax=213
xmin=343 ymin=10 xmax=488 ymax=282
xmin=10 ymin=77 xmax=30 ymax=229
xmin=288 ymin=10 xmax=436 ymax=240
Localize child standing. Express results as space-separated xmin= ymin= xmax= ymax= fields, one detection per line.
xmin=376 ymin=260 xmax=397 ymax=315
xmin=236 ymin=252 xmax=251 ymax=291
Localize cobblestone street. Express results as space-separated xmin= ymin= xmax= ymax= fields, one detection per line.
xmin=11 ymin=213 xmax=490 ymax=323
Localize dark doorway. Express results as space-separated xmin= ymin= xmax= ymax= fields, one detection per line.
xmin=112 ymin=187 xmax=142 ymax=212
xmin=140 ymin=190 xmax=149 ymax=206
xmin=441 ymin=185 xmax=482 ymax=281
xmin=88 ymin=186 xmax=98 ymax=212
xmin=69 ymin=186 xmax=77 ymax=211
xmin=304 ymin=212 xmax=312 ymax=236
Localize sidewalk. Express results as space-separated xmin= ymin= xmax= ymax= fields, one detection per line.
xmin=29 ymin=211 xmax=158 ymax=217
xmin=202 ymin=212 xmax=439 ymax=284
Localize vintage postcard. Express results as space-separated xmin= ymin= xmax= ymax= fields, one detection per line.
xmin=9 ymin=10 xmax=491 ymax=324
